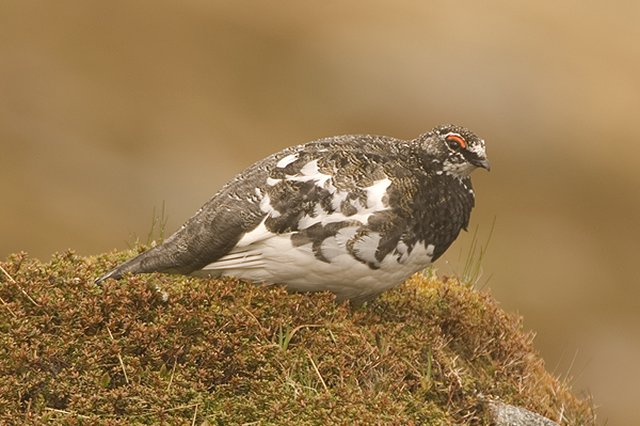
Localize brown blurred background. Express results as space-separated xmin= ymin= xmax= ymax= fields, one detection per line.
xmin=1 ymin=1 xmax=638 ymax=423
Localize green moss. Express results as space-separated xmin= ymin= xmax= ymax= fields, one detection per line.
xmin=0 ymin=250 xmax=595 ymax=425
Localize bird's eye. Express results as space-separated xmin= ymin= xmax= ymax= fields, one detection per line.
xmin=445 ymin=134 xmax=467 ymax=149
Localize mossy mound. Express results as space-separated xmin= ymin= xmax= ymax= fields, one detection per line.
xmin=0 ymin=250 xmax=595 ymax=425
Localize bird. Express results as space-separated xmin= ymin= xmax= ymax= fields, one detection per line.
xmin=96 ymin=124 xmax=490 ymax=305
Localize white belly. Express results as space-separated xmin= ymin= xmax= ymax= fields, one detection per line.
xmin=193 ymin=229 xmax=435 ymax=303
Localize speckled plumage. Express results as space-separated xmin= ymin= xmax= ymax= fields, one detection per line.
xmin=96 ymin=124 xmax=489 ymax=304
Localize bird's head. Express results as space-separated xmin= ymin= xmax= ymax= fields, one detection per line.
xmin=418 ymin=124 xmax=490 ymax=178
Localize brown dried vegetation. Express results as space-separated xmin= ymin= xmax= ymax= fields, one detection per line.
xmin=0 ymin=250 xmax=594 ymax=425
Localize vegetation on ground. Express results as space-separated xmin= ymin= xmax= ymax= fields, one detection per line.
xmin=0 ymin=250 xmax=595 ymax=425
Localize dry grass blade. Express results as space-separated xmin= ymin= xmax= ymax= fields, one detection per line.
xmin=0 ymin=264 xmax=40 ymax=307
xmin=157 ymin=403 xmax=199 ymax=413
xmin=460 ymin=218 xmax=495 ymax=287
xmin=191 ymin=403 xmax=199 ymax=426
xmin=106 ymin=326 xmax=130 ymax=385
xmin=0 ymin=295 xmax=17 ymax=318
xmin=241 ymin=306 xmax=268 ymax=339
xmin=278 ymin=324 xmax=323 ymax=351
xmin=44 ymin=407 xmax=90 ymax=419
xmin=306 ymin=350 xmax=328 ymax=393
xmin=166 ymin=356 xmax=178 ymax=392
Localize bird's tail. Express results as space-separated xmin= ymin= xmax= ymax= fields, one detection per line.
xmin=94 ymin=245 xmax=182 ymax=285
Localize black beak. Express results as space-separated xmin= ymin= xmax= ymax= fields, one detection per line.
xmin=472 ymin=158 xmax=491 ymax=171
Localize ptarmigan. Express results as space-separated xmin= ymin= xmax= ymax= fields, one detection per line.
xmin=96 ymin=124 xmax=490 ymax=304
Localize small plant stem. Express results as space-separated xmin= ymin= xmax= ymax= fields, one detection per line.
xmin=166 ymin=356 xmax=178 ymax=392
xmin=44 ymin=407 xmax=90 ymax=419
xmin=306 ymin=350 xmax=328 ymax=393
xmin=0 ymin=264 xmax=40 ymax=307
xmin=191 ymin=403 xmax=198 ymax=426
xmin=106 ymin=326 xmax=130 ymax=385
xmin=0 ymin=295 xmax=17 ymax=318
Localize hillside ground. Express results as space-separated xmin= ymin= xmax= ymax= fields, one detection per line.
xmin=0 ymin=250 xmax=595 ymax=425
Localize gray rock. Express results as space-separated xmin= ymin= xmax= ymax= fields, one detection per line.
xmin=487 ymin=401 xmax=559 ymax=426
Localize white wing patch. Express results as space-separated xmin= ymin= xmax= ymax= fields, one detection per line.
xmin=365 ymin=178 xmax=391 ymax=209
xmin=276 ymin=153 xmax=299 ymax=168
xmin=200 ymin=248 xmax=265 ymax=271
xmin=315 ymin=226 xmax=358 ymax=262
xmin=318 ymin=234 xmax=344 ymax=261
xmin=394 ymin=240 xmax=409 ymax=264
xmin=259 ymin=193 xmax=281 ymax=218
xmin=334 ymin=227 xmax=358 ymax=246
xmin=201 ymin=220 xmax=273 ymax=272
xmin=284 ymin=159 xmax=333 ymax=187
xmin=330 ymin=190 xmax=349 ymax=211
xmin=236 ymin=219 xmax=271 ymax=247
xmin=426 ymin=243 xmax=435 ymax=257
xmin=351 ymin=232 xmax=382 ymax=265
xmin=299 ymin=159 xmax=319 ymax=176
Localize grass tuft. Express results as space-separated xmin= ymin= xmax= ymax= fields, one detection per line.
xmin=460 ymin=218 xmax=495 ymax=288
xmin=145 ymin=201 xmax=169 ymax=246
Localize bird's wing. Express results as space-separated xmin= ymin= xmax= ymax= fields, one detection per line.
xmin=199 ymin=140 xmax=418 ymax=273
xmin=96 ymin=134 xmax=413 ymax=282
